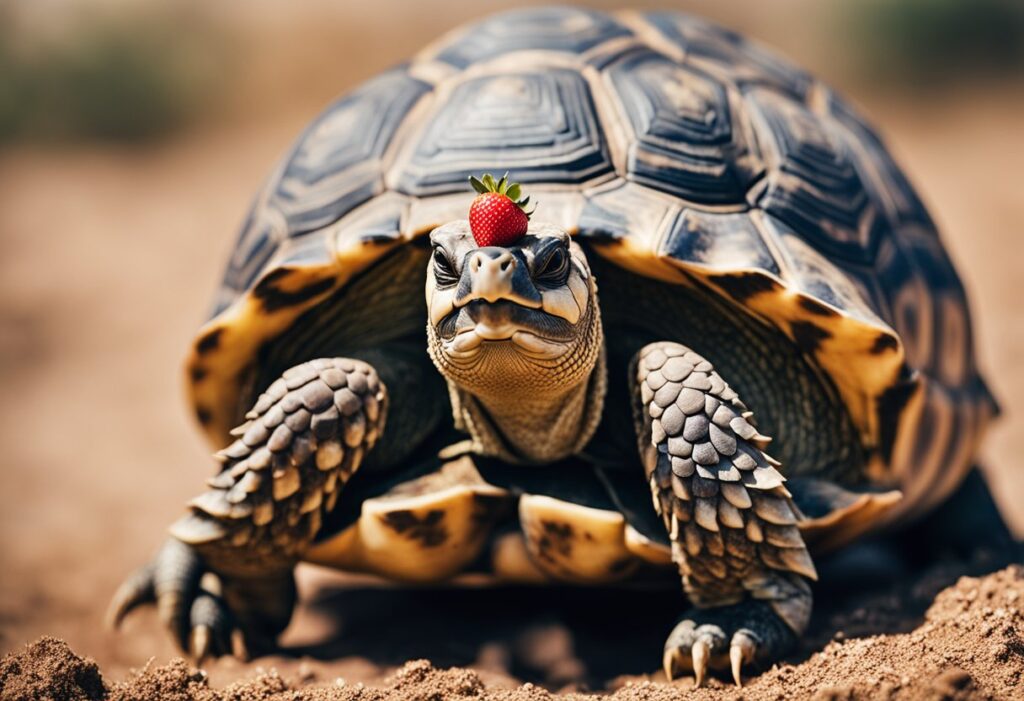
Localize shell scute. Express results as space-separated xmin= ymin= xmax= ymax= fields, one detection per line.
xmin=431 ymin=7 xmax=630 ymax=68
xmin=745 ymin=88 xmax=884 ymax=265
xmin=395 ymin=69 xmax=612 ymax=196
xmin=605 ymin=49 xmax=760 ymax=203
xmin=661 ymin=209 xmax=781 ymax=276
xmin=221 ymin=70 xmax=430 ymax=301
xmin=641 ymin=11 xmax=813 ymax=98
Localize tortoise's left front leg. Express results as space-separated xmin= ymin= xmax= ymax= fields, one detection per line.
xmin=631 ymin=342 xmax=816 ymax=686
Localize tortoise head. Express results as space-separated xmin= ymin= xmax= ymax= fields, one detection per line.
xmin=425 ymin=220 xmax=602 ymax=404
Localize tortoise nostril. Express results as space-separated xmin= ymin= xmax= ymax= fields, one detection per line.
xmin=467 ymin=248 xmax=519 ymax=301
xmin=470 ymin=249 xmax=516 ymax=276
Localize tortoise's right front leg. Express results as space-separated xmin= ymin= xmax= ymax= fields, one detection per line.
xmin=108 ymin=357 xmax=387 ymax=660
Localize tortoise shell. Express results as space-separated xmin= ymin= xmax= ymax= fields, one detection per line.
xmin=187 ymin=8 xmax=996 ymax=525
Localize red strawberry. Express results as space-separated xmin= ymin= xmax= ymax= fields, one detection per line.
xmin=468 ymin=173 xmax=533 ymax=247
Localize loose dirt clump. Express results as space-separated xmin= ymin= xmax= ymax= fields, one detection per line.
xmin=0 ymin=637 xmax=105 ymax=701
xmin=3 ymin=567 xmax=1022 ymax=701
xmin=725 ymin=564 xmax=1024 ymax=701
xmin=106 ymin=659 xmax=217 ymax=701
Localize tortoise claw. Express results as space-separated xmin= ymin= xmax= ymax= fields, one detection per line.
xmin=107 ymin=540 xmax=202 ymax=650
xmin=105 ymin=562 xmax=156 ymax=630
xmin=691 ymin=637 xmax=710 ymax=688
xmin=663 ymin=602 xmax=793 ymax=686
xmin=188 ymin=590 xmax=242 ymax=665
xmin=231 ymin=628 xmax=251 ymax=662
xmin=663 ymin=616 xmax=725 ymax=686
xmin=109 ymin=538 xmax=260 ymax=663
xmin=730 ymin=640 xmax=744 ymax=687
xmin=190 ymin=625 xmax=212 ymax=666
xmin=730 ymin=631 xmax=757 ymax=687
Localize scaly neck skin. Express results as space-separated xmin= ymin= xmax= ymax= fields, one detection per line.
xmin=449 ymin=314 xmax=607 ymax=464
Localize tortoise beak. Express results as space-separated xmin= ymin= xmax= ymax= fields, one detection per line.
xmin=454 ymin=247 xmax=542 ymax=309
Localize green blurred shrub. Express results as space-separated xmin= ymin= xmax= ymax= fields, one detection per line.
xmin=0 ymin=7 xmax=224 ymax=144
xmin=845 ymin=0 xmax=1024 ymax=88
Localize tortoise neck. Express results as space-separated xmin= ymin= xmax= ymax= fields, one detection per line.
xmin=450 ymin=319 xmax=607 ymax=464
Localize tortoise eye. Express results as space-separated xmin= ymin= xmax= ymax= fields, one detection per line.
xmin=432 ymin=248 xmax=459 ymax=287
xmin=535 ymin=247 xmax=569 ymax=285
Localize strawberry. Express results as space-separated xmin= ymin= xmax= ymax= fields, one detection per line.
xmin=468 ymin=172 xmax=533 ymax=247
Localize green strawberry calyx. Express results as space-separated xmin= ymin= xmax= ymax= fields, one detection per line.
xmin=468 ymin=172 xmax=535 ymax=218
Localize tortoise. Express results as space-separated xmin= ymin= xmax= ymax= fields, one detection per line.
xmin=109 ymin=6 xmax=1009 ymax=686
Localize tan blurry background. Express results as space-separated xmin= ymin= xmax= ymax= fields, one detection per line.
xmin=1 ymin=0 xmax=1022 ymax=684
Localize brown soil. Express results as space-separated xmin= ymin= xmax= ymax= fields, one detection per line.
xmin=0 ymin=638 xmax=105 ymax=701
xmin=1 ymin=3 xmax=1023 ymax=700
xmin=3 ymin=566 xmax=1022 ymax=700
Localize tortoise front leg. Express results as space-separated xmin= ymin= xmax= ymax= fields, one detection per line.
xmin=108 ymin=357 xmax=388 ymax=661
xmin=631 ymin=342 xmax=816 ymax=687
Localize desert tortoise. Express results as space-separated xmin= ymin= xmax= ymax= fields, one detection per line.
xmin=109 ymin=7 xmax=1004 ymax=686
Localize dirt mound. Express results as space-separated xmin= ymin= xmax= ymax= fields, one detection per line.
xmin=2 ymin=567 xmax=1021 ymax=701
xmin=709 ymin=564 xmax=1024 ymax=700
xmin=0 ymin=637 xmax=105 ymax=701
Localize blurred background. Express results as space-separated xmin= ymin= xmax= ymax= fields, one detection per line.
xmin=1 ymin=0 xmax=1022 ymax=686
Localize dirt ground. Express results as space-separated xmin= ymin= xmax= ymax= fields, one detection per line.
xmin=2 ymin=565 xmax=1022 ymax=699
xmin=1 ymin=3 xmax=1023 ymax=699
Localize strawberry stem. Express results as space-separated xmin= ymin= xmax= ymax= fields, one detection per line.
xmin=467 ymin=172 xmax=534 ymax=218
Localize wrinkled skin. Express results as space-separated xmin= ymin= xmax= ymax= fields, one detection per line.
xmin=426 ymin=221 xmax=605 ymax=464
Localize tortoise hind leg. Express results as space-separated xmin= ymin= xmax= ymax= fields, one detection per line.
xmin=631 ymin=342 xmax=815 ymax=686
xmin=108 ymin=354 xmax=406 ymax=660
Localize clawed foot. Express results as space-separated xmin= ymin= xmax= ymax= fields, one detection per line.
xmin=663 ymin=600 xmax=797 ymax=687
xmin=106 ymin=539 xmax=273 ymax=663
